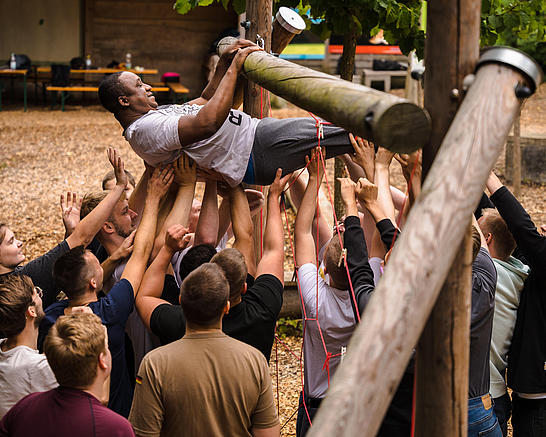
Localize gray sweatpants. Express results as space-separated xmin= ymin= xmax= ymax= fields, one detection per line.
xmin=249 ymin=117 xmax=354 ymax=185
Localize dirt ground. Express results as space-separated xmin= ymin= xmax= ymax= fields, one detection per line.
xmin=0 ymin=84 xmax=544 ymax=435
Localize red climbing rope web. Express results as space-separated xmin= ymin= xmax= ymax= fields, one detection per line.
xmin=256 ymin=86 xmax=420 ymax=433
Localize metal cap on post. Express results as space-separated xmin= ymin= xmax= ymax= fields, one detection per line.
xmin=476 ymin=46 xmax=543 ymax=94
xmin=271 ymin=7 xmax=306 ymax=54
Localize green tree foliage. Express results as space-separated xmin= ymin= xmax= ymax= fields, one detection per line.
xmin=173 ymin=0 xmax=425 ymax=57
xmin=481 ymin=0 xmax=545 ymax=69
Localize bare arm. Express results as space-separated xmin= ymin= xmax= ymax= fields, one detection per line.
xmin=101 ymin=231 xmax=135 ymax=283
xmin=294 ymin=148 xmax=324 ymax=267
xmin=128 ymin=162 xmax=153 ymax=218
xmin=256 ymin=169 xmax=291 ymax=282
xmin=66 ymin=148 xmax=127 ymax=249
xmin=230 ymin=184 xmax=257 ymax=277
xmin=135 ymin=225 xmax=190 ymax=331
xmin=177 ymin=45 xmax=262 ymax=146
xmin=193 ymin=180 xmax=219 ymax=246
xmin=122 ymin=167 xmax=174 ymax=293
xmin=373 ymin=147 xmax=396 ymax=224
xmin=151 ymin=154 xmax=196 ymax=258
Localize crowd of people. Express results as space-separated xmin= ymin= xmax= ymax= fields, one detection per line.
xmin=0 ymin=38 xmax=544 ymax=437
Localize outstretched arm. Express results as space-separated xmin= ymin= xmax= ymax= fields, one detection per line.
xmin=230 ymin=184 xmax=257 ymax=277
xmin=294 ymin=148 xmax=324 ymax=267
xmin=178 ymin=44 xmax=262 ymax=146
xmin=60 ymin=192 xmax=82 ymax=239
xmin=122 ymin=167 xmax=174 ymax=293
xmin=66 ymin=148 xmax=127 ymax=249
xmin=135 ymin=225 xmax=191 ymax=331
xmin=338 ymin=177 xmax=376 ymax=318
xmin=194 ymin=180 xmax=220 ymax=246
xmin=256 ymin=169 xmax=292 ymax=282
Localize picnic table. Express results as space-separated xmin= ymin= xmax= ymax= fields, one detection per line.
xmin=0 ymin=69 xmax=28 ymax=111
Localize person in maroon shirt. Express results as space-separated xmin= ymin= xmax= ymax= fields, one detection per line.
xmin=0 ymin=313 xmax=135 ymax=437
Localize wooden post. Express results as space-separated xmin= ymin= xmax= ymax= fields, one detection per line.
xmin=242 ymin=0 xmax=272 ymax=264
xmin=415 ymin=1 xmax=481 ymax=435
xmin=308 ymin=55 xmax=537 ymax=437
xmin=512 ymin=108 xmax=522 ymax=197
xmin=271 ymin=7 xmax=306 ymax=55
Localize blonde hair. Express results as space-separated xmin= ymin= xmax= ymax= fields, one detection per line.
xmin=44 ymin=313 xmax=106 ymax=388
xmin=80 ymin=191 xmax=108 ymax=220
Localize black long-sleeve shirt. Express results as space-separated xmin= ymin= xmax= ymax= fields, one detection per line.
xmin=490 ymin=186 xmax=546 ymax=394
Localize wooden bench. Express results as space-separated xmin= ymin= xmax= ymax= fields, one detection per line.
xmin=361 ymin=68 xmax=407 ymax=92
xmin=167 ymin=82 xmax=189 ymax=103
xmin=46 ymin=85 xmax=170 ymax=110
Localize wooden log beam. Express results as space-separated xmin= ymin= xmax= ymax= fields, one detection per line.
xmin=415 ymin=0 xmax=481 ymax=434
xmin=218 ymin=39 xmax=431 ymax=153
xmin=308 ymin=54 xmax=538 ymax=437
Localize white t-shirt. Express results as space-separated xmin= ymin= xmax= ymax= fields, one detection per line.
xmin=298 ymin=263 xmax=356 ymax=399
xmin=0 ymin=339 xmax=58 ymax=418
xmin=124 ymin=104 xmax=260 ymax=187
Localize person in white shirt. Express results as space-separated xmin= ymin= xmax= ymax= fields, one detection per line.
xmin=294 ymin=148 xmax=356 ymax=436
xmin=0 ymin=274 xmax=57 ymax=418
xmin=98 ymin=39 xmax=356 ymax=187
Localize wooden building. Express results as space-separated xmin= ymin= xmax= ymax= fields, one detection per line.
xmin=1 ymin=0 xmax=238 ymax=97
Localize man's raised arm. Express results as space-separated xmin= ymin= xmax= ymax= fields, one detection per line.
xmin=121 ymin=167 xmax=174 ymax=293
xmin=256 ymin=169 xmax=291 ymax=282
xmin=230 ymin=184 xmax=257 ymax=277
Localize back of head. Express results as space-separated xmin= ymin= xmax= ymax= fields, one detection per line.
xmin=98 ymin=72 xmax=126 ymax=114
xmin=323 ymin=236 xmax=349 ymax=290
xmin=210 ymin=248 xmax=247 ymax=301
xmin=44 ymin=313 xmax=106 ymax=388
xmin=102 ymin=170 xmax=136 ymax=190
xmin=81 ymin=191 xmax=108 ymax=220
xmin=0 ymin=224 xmax=7 ymax=245
xmin=178 ymin=244 xmax=217 ymax=283
xmin=0 ymin=274 xmax=34 ymax=337
xmin=471 ymin=225 xmax=482 ymax=263
xmin=53 ymin=246 xmax=92 ymax=300
xmin=180 ymin=263 xmax=229 ymax=326
xmin=479 ymin=208 xmax=516 ymax=261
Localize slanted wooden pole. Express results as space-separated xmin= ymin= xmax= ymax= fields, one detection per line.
xmin=415 ymin=1 xmax=481 ymax=435
xmin=308 ymin=50 xmax=539 ymax=436
xmin=218 ymin=40 xmax=431 ymax=153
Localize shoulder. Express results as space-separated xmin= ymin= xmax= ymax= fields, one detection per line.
xmin=249 ymin=274 xmax=283 ymax=295
xmin=93 ymin=402 xmax=135 ymax=436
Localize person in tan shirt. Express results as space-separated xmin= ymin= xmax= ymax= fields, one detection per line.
xmin=129 ymin=260 xmax=279 ymax=437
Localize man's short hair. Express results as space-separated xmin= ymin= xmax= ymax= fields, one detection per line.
xmin=53 ymin=246 xmax=93 ymax=300
xmin=210 ymin=248 xmax=247 ymax=301
xmin=44 ymin=313 xmax=106 ymax=388
xmin=80 ymin=191 xmax=108 ymax=220
xmin=102 ymin=169 xmax=136 ymax=190
xmin=471 ymin=225 xmax=481 ymax=262
xmin=178 ymin=244 xmax=217 ymax=284
xmin=0 ymin=274 xmax=34 ymax=337
xmin=323 ymin=235 xmax=349 ymax=290
xmin=0 ymin=224 xmax=7 ymax=245
xmin=479 ymin=208 xmax=516 ymax=261
xmin=98 ymin=72 xmax=127 ymax=114
xmin=180 ymin=263 xmax=229 ymax=326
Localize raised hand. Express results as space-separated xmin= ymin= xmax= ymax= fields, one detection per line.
xmin=355 ymin=177 xmax=379 ymax=205
xmin=375 ymin=146 xmax=395 ymax=166
xmin=337 ymin=177 xmax=357 ymax=207
xmin=60 ymin=191 xmax=82 ymax=237
xmin=107 ymin=148 xmax=128 ymax=188
xmin=147 ymin=166 xmax=174 ymax=199
xmin=349 ymin=133 xmax=376 ymax=181
xmin=306 ymin=147 xmax=325 ymax=179
xmin=269 ymin=169 xmax=292 ymax=198
xmin=231 ymin=45 xmax=263 ymax=73
xmin=395 ymin=150 xmax=421 ymax=180
xmin=165 ymin=224 xmax=191 ymax=252
xmin=173 ymin=153 xmax=197 ymax=186
xmin=111 ymin=230 xmax=136 ymax=262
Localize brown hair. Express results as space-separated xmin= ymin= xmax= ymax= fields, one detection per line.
xmin=44 ymin=313 xmax=106 ymax=388
xmin=53 ymin=246 xmax=93 ymax=300
xmin=210 ymin=248 xmax=247 ymax=301
xmin=180 ymin=263 xmax=229 ymax=326
xmin=0 ymin=274 xmax=34 ymax=337
xmin=80 ymin=191 xmax=108 ymax=220
xmin=324 ymin=236 xmax=349 ymax=290
xmin=471 ymin=225 xmax=482 ymax=263
xmin=479 ymin=208 xmax=516 ymax=261
xmin=101 ymin=169 xmax=136 ymax=190
xmin=0 ymin=224 xmax=7 ymax=245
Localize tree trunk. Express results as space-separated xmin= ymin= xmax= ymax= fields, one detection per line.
xmin=416 ymin=2 xmax=481 ymax=434
xmin=334 ymin=23 xmax=358 ymax=221
xmin=512 ymin=108 xmax=521 ymax=197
